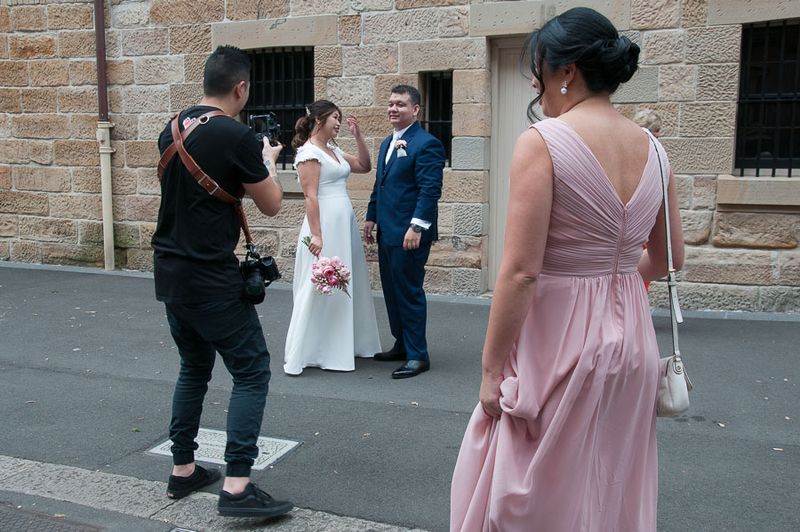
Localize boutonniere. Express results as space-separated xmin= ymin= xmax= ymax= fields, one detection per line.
xmin=395 ymin=139 xmax=408 ymax=157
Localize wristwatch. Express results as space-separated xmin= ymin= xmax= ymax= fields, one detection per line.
xmin=410 ymin=223 xmax=424 ymax=233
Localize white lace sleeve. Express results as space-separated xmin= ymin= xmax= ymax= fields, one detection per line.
xmin=293 ymin=144 xmax=322 ymax=170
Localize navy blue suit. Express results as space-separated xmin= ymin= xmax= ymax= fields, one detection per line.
xmin=366 ymin=122 xmax=445 ymax=362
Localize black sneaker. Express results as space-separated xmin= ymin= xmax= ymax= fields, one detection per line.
xmin=218 ymin=483 xmax=293 ymax=518
xmin=167 ymin=465 xmax=221 ymax=499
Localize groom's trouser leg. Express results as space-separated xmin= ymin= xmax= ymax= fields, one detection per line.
xmin=379 ymin=241 xmax=404 ymax=351
xmin=382 ymin=242 xmax=431 ymax=362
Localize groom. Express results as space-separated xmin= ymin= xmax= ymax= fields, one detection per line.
xmin=364 ymin=85 xmax=445 ymax=379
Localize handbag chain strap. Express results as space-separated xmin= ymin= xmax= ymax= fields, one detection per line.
xmin=647 ymin=132 xmax=683 ymax=362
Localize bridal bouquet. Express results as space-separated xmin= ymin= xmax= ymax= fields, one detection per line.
xmin=302 ymin=236 xmax=351 ymax=297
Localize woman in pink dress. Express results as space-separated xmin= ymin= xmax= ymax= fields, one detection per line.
xmin=450 ymin=8 xmax=685 ymax=532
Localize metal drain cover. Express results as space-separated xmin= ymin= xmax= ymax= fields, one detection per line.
xmin=148 ymin=428 xmax=300 ymax=470
xmin=0 ymin=503 xmax=102 ymax=532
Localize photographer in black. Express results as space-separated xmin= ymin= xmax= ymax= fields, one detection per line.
xmin=152 ymin=45 xmax=291 ymax=518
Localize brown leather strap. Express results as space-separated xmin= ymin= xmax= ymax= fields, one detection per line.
xmin=157 ymin=110 xmax=227 ymax=179
xmin=159 ymin=111 xmax=254 ymax=244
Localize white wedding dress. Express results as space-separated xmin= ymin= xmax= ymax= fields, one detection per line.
xmin=283 ymin=142 xmax=381 ymax=375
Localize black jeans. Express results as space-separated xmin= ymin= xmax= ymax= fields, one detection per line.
xmin=165 ymin=298 xmax=270 ymax=478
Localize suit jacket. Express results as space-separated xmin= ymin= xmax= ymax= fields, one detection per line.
xmin=366 ymin=122 xmax=445 ymax=246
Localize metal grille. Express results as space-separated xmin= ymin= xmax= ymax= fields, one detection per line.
xmin=735 ymin=19 xmax=800 ymax=176
xmin=240 ymin=47 xmax=314 ymax=170
xmin=421 ymin=72 xmax=453 ymax=166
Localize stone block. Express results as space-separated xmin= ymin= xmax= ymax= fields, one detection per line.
xmin=682 ymin=246 xmax=773 ymax=285
xmin=120 ymin=28 xmax=168 ymax=57
xmin=111 ymin=222 xmax=141 ymax=248
xmin=124 ymin=195 xmax=160 ymax=222
xmin=121 ymin=86 xmax=170 ymax=113
xmin=0 ymin=61 xmax=29 ymax=86
xmin=400 ymin=38 xmax=487 ymax=72
xmin=169 ymin=84 xmax=203 ymax=113
xmin=396 ymin=0 xmax=467 ymax=7
xmin=54 ymin=140 xmax=99 ymax=167
xmin=28 ymin=59 xmax=69 ymax=87
xmin=183 ymin=54 xmax=207 ymax=83
xmin=109 ymin=113 xmax=139 ymax=141
xmin=441 ymin=170 xmax=487 ymax=203
xmin=350 ymin=0 xmax=393 ymax=11
xmin=658 ymin=65 xmax=697 ymax=101
xmin=634 ymin=102 xmax=679 ymax=137
xmin=315 ymin=46 xmax=343 ymax=77
xmin=227 ymin=0 xmax=288 ymax=20
xmin=19 ymin=216 xmax=77 ymax=243
xmin=452 ymin=267 xmax=483 ymax=295
xmin=49 ymin=194 xmax=102 ymax=220
xmin=686 ymin=25 xmax=741 ymax=64
xmin=138 ymin=113 xmax=171 ymax=141
xmin=342 ymin=44 xmax=396 ymax=76
xmin=212 ymin=15 xmax=338 ymax=49
xmin=71 ymin=167 xmax=101 ymax=194
xmin=346 ymin=170 xmax=376 ymax=200
xmin=169 ymin=25 xmax=212 ymax=55
xmin=125 ymin=248 xmax=154 ymax=270
xmin=681 ymin=209 xmax=713 ymax=245
xmin=631 ymin=0 xmax=680 ymax=29
xmin=660 ymin=137 xmax=733 ymax=174
xmin=139 ymin=221 xmax=157 ymax=245
xmin=111 ymin=140 xmax=126 ymax=168
xmin=0 ymin=89 xmax=21 ymax=113
xmin=0 ymin=35 xmax=7 ymax=59
xmin=452 ymin=69 xmax=490 ymax=104
xmin=314 ymin=77 xmax=326 ymax=100
xmin=0 ymin=214 xmax=17 ymax=237
xmin=682 ymin=0 xmax=707 ymax=28
xmin=757 ymin=286 xmax=800 ymax=313
xmin=0 ymin=114 xmax=9 ymax=138
xmin=452 ymin=103 xmax=490 ymax=137
xmin=0 ymin=191 xmax=48 ymax=215
xmin=42 ymin=243 xmax=104 ymax=266
xmin=134 ymin=56 xmax=185 ymax=85
xmin=10 ymin=5 xmax=46 ymax=32
xmin=429 ymin=235 xmax=482 ymax=268
xmin=423 ymin=266 xmax=452 ymax=293
xmin=326 ymin=76 xmax=373 ymax=107
xmin=111 ymin=2 xmax=150 ymax=28
xmin=676 ymin=175 xmax=693 ymax=209
xmin=649 ymin=281 xmax=760 ymax=311
xmin=28 ymin=142 xmax=52 ymax=165
xmin=453 ymin=202 xmax=487 ymax=235
xmin=137 ymin=169 xmax=160 ymax=195
xmin=70 ymin=114 xmax=99 ymax=140
xmin=713 ymin=212 xmax=798 ymax=249
xmin=339 ymin=15 xmax=361 ymax=45
xmin=0 ymin=139 xmax=30 ymax=164
xmin=125 ymin=141 xmax=160 ymax=168
xmin=59 ymin=87 xmax=99 ymax=113
xmin=642 ymin=30 xmax=684 ymax=64
xmin=11 ymin=241 xmax=42 ymax=263
xmin=289 ymin=0 xmax=348 ymax=16
xmin=777 ymin=252 xmax=800 ymax=287
xmin=373 ymin=74 xmax=420 ymax=106
xmin=107 ymin=59 xmax=135 ymax=85
xmin=13 ymin=166 xmax=70 ymax=192
xmin=149 ymin=0 xmax=224 ymax=24
xmin=680 ymin=101 xmax=736 ymax=138
xmin=469 ymin=0 xmax=541 ymax=37
xmin=692 ymin=175 xmax=717 ymax=210
xmin=8 ymin=35 xmax=56 ymax=59
xmin=48 ymin=4 xmax=94 ymax=30
xmin=339 ymin=106 xmax=390 ymax=138
xmin=69 ymin=60 xmax=97 ymax=85
xmin=0 ymin=7 xmax=8 ymax=33
xmin=57 ymin=30 xmax=96 ymax=58
xmin=0 ymin=166 xmax=9 ymax=189
xmin=451 ymin=136 xmax=489 ymax=171
xmin=363 ymin=9 xmax=441 ymax=44
xmin=611 ymin=66 xmax=659 ymax=103
xmin=12 ymin=114 xmax=69 ymax=139
xmin=697 ymin=64 xmax=739 ymax=102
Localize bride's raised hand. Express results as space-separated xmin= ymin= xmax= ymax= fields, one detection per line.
xmin=347 ymin=115 xmax=361 ymax=138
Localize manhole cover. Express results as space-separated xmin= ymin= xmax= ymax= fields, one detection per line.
xmin=148 ymin=428 xmax=300 ymax=470
xmin=0 ymin=503 xmax=102 ymax=531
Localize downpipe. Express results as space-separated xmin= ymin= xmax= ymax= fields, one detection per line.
xmin=97 ymin=122 xmax=115 ymax=270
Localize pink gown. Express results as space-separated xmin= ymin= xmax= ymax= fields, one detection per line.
xmin=451 ymin=119 xmax=667 ymax=532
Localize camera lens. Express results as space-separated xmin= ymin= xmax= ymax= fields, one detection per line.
xmin=243 ymin=269 xmax=266 ymax=304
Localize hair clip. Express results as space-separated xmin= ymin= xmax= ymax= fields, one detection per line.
xmin=305 ymin=106 xmax=311 ymax=117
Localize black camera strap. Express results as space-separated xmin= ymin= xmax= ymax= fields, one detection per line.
xmin=157 ymin=111 xmax=254 ymax=245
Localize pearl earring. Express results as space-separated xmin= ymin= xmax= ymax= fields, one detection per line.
xmin=560 ymin=81 xmax=568 ymax=95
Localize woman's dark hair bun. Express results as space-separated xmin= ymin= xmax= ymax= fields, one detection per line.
xmin=580 ymin=35 xmax=640 ymax=89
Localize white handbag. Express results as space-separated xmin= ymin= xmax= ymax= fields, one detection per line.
xmin=648 ymin=132 xmax=693 ymax=417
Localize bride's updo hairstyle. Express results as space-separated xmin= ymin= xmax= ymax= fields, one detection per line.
xmin=292 ymin=100 xmax=342 ymax=149
xmin=527 ymin=7 xmax=639 ymax=120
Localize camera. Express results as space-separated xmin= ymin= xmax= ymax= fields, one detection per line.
xmin=240 ymin=244 xmax=281 ymax=304
xmin=248 ymin=112 xmax=281 ymax=144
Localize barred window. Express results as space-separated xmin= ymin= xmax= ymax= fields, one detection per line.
xmin=421 ymin=71 xmax=453 ymax=166
xmin=241 ymin=47 xmax=314 ymax=170
xmin=736 ymin=19 xmax=800 ymax=176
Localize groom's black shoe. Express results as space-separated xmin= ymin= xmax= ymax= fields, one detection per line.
xmin=391 ymin=359 xmax=430 ymax=379
xmin=373 ymin=347 xmax=406 ymax=361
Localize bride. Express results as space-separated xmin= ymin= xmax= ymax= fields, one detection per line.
xmin=283 ymin=100 xmax=382 ymax=375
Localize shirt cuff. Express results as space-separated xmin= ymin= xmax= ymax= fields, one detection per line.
xmin=410 ymin=218 xmax=431 ymax=230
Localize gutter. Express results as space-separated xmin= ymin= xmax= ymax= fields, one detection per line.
xmin=94 ymin=0 xmax=115 ymax=270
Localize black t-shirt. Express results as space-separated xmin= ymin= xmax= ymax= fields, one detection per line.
xmin=152 ymin=105 xmax=267 ymax=302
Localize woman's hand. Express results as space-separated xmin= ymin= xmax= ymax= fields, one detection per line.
xmin=479 ymin=371 xmax=504 ymax=418
xmin=307 ymin=235 xmax=322 ymax=257
xmin=347 ymin=115 xmax=361 ymax=138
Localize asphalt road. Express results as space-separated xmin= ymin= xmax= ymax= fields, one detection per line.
xmin=0 ymin=264 xmax=798 ymax=531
